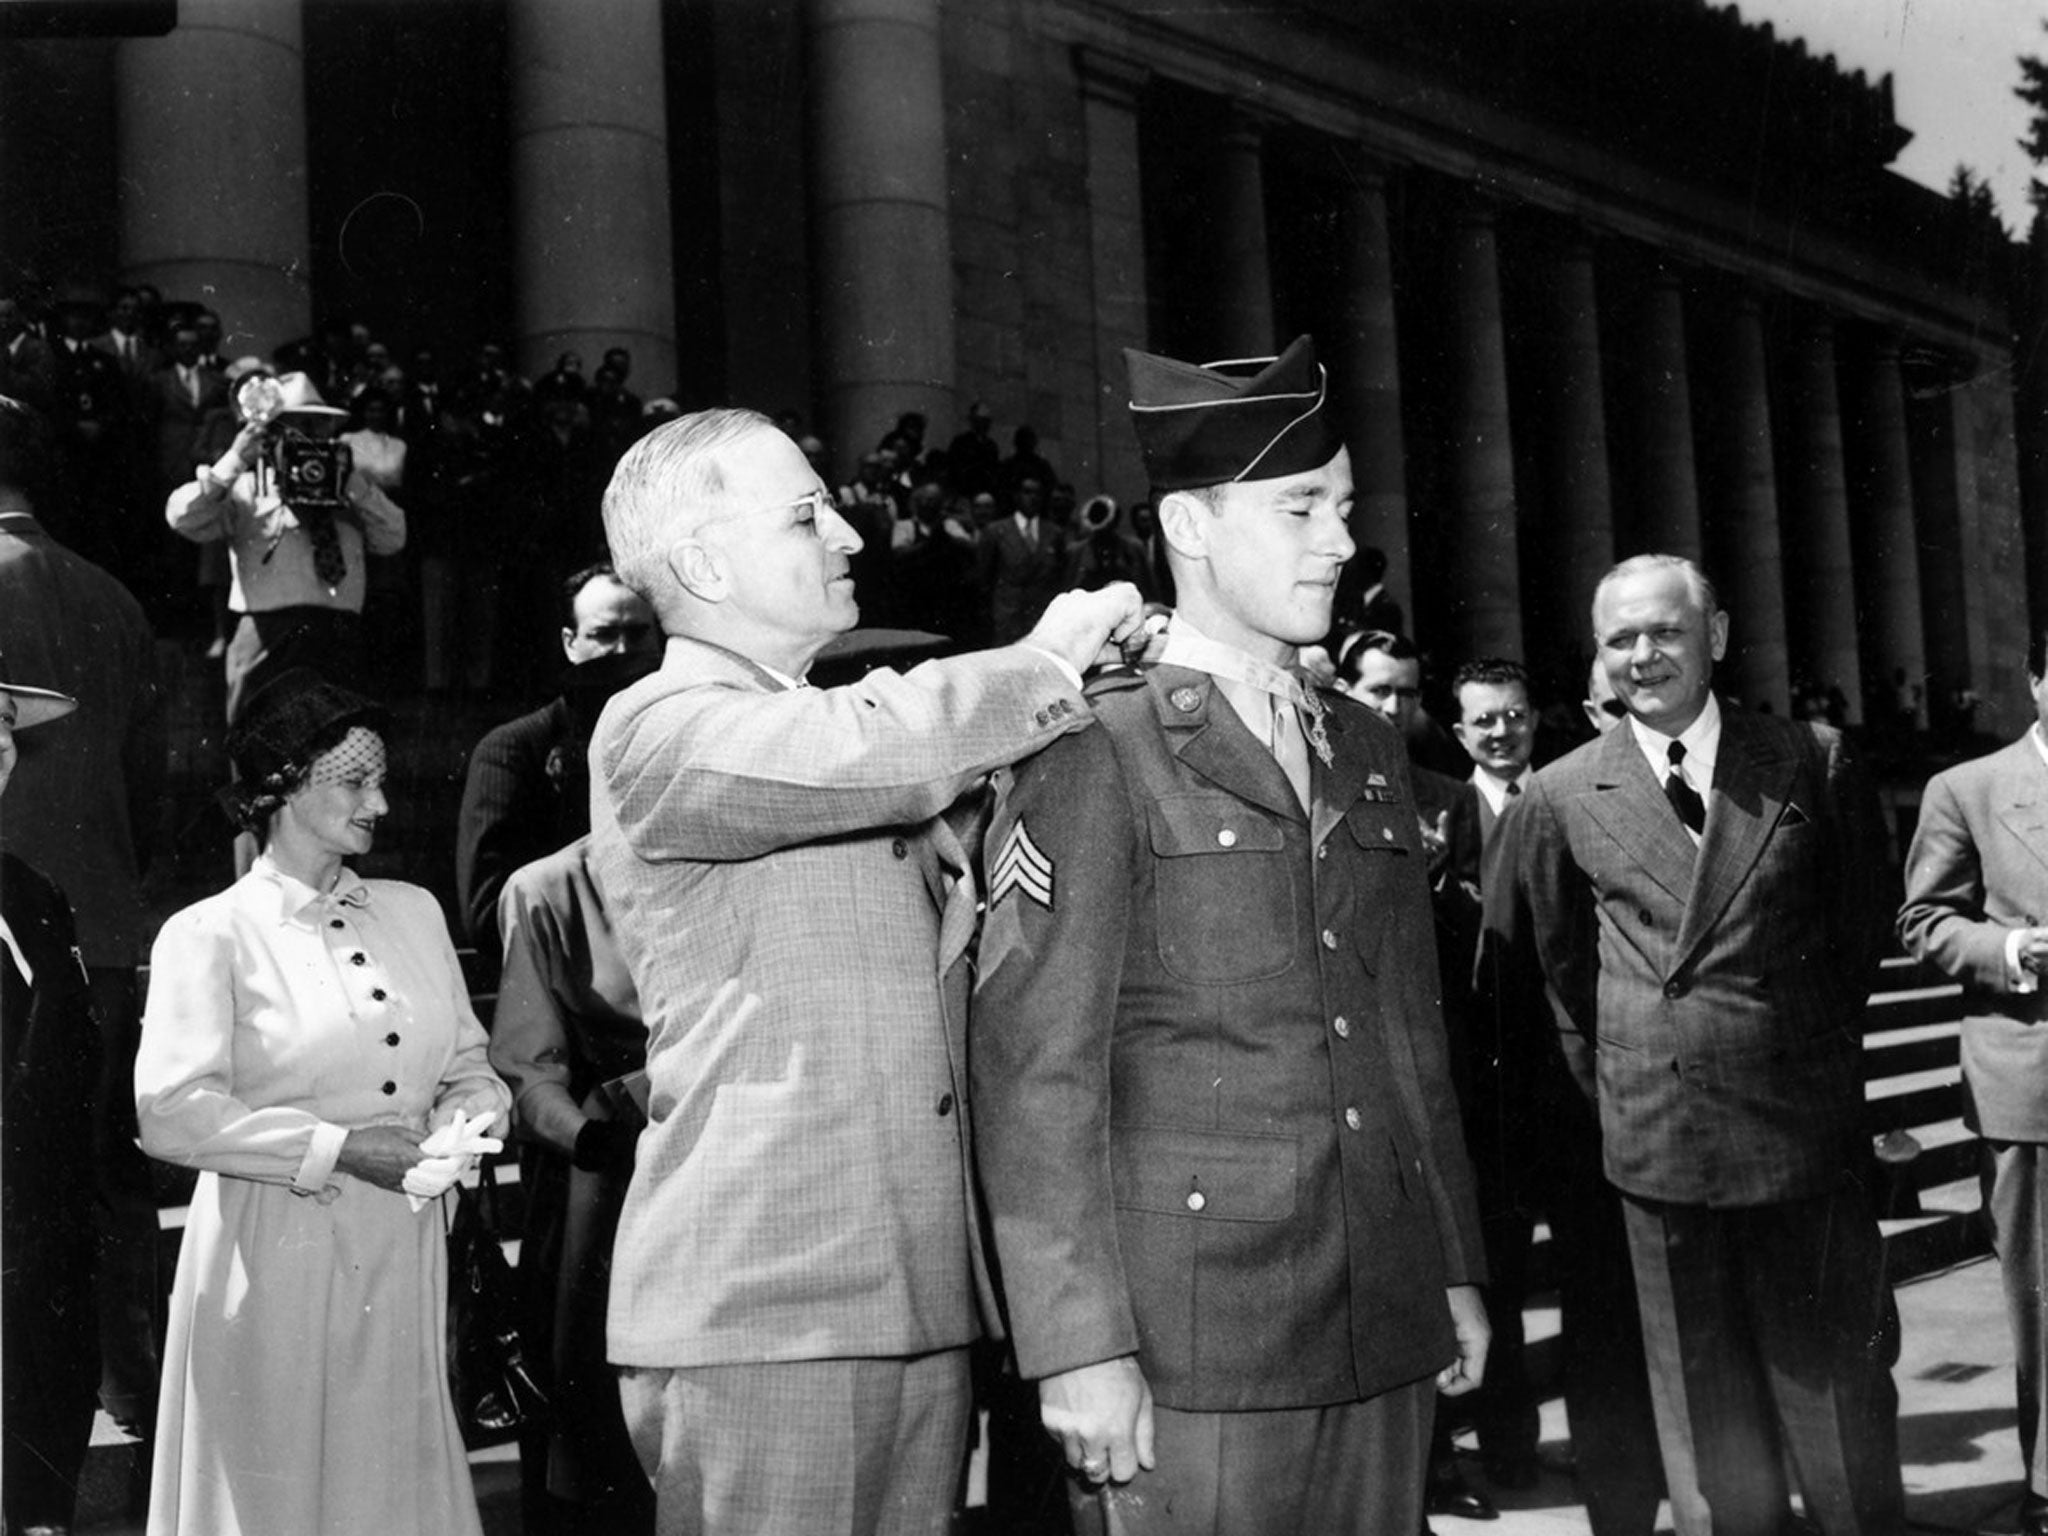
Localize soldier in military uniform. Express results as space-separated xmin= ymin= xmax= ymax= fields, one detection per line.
xmin=970 ymin=335 xmax=1488 ymax=1535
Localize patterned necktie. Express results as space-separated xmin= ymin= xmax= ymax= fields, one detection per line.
xmin=305 ymin=511 xmax=346 ymax=590
xmin=1665 ymin=739 xmax=1706 ymax=835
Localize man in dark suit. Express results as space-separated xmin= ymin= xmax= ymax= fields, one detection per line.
xmin=972 ymin=335 xmax=1486 ymax=1535
xmin=1898 ymin=633 xmax=2048 ymax=1536
xmin=0 ymin=665 xmax=103 ymax=1536
xmin=1512 ymin=553 xmax=1902 ymax=1536
xmin=455 ymin=562 xmax=659 ymax=958
xmin=978 ymin=472 xmax=1067 ymax=643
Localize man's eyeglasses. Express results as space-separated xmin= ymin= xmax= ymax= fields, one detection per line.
xmin=1468 ymin=708 xmax=1532 ymax=731
xmin=703 ymin=486 xmax=842 ymax=531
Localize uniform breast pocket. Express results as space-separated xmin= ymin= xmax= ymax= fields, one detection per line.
xmin=1148 ymin=794 xmax=1299 ymax=984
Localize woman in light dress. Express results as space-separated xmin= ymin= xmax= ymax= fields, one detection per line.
xmin=135 ymin=668 xmax=510 ymax=1536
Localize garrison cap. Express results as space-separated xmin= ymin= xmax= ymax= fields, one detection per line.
xmin=1125 ymin=334 xmax=1342 ymax=491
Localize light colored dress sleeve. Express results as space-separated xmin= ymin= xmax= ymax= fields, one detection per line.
xmin=136 ymin=900 xmax=350 ymax=1194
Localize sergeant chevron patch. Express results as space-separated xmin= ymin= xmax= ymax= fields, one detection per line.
xmin=990 ymin=820 xmax=1055 ymax=911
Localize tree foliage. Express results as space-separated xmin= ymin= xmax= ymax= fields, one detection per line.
xmin=2019 ymin=22 xmax=2048 ymax=211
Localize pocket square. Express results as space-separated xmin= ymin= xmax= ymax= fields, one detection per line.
xmin=1780 ymin=802 xmax=1810 ymax=828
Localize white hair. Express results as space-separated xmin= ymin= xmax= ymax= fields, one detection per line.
xmin=602 ymin=407 xmax=775 ymax=623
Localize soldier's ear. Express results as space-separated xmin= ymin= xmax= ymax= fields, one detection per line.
xmin=1156 ymin=490 xmax=1212 ymax=563
xmin=1708 ymin=608 xmax=1730 ymax=662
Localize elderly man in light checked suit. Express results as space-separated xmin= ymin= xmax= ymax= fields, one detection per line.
xmin=588 ymin=405 xmax=1143 ymax=1536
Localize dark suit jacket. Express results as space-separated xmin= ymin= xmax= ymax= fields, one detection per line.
xmin=1899 ymin=733 xmax=2048 ymax=1141
xmin=455 ymin=697 xmax=579 ymax=954
xmin=145 ymin=362 xmax=229 ymax=489
xmin=978 ymin=516 xmax=1066 ymax=644
xmin=1513 ymin=705 xmax=1890 ymax=1208
xmin=973 ymin=666 xmax=1483 ymax=1412
xmin=1 ymin=852 xmax=101 ymax=1420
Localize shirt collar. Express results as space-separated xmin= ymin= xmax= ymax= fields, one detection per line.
xmin=2030 ymin=722 xmax=2048 ymax=770
xmin=1628 ymin=692 xmax=1722 ymax=783
xmin=1469 ymin=765 xmax=1524 ymax=817
xmin=250 ymin=855 xmax=373 ymax=925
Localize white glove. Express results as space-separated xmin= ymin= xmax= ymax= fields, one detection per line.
xmin=405 ymin=1109 xmax=505 ymax=1212
xmin=402 ymin=1154 xmax=469 ymax=1209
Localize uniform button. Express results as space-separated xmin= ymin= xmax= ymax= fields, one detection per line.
xmin=1382 ymin=826 xmax=1394 ymax=842
xmin=1317 ymin=845 xmax=1329 ymax=860
xmin=1343 ymin=1106 xmax=1362 ymax=1131
xmin=935 ymin=1092 xmax=954 ymax=1117
xmin=1638 ymin=909 xmax=1653 ymax=926
xmin=384 ymin=1032 xmax=400 ymax=1047
xmin=1333 ymin=1016 xmax=1351 ymax=1039
xmin=1186 ymin=1190 xmax=1207 ymax=1212
xmin=891 ymin=838 xmax=908 ymax=859
xmin=329 ymin=919 xmax=344 ymax=930
xmin=1321 ymin=929 xmax=1338 ymax=951
xmin=1663 ymin=980 xmax=1686 ymax=999
xmin=371 ymin=988 xmax=387 ymax=1002
xmin=380 ymin=1081 xmax=396 ymax=1096
xmin=350 ymin=952 xmax=366 ymax=966
xmin=1216 ymin=828 xmax=1237 ymax=848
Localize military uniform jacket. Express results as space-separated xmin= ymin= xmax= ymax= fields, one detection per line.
xmin=971 ymin=664 xmax=1484 ymax=1413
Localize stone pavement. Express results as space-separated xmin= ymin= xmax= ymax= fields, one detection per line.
xmin=1433 ymin=1251 xmax=2031 ymax=1536
xmin=71 ymin=1252 xmax=2033 ymax=1535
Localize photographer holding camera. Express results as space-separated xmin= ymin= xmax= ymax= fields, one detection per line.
xmin=168 ymin=370 xmax=406 ymax=723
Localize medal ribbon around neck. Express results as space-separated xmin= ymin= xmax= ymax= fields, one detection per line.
xmin=1157 ymin=628 xmax=1333 ymax=766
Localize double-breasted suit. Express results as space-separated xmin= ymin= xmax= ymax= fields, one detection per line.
xmin=1898 ymin=730 xmax=2048 ymax=1503
xmin=971 ymin=662 xmax=1483 ymax=1532
xmin=1513 ymin=703 xmax=1903 ymax=1536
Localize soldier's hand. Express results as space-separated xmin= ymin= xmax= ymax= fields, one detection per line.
xmin=1436 ymin=1283 xmax=1491 ymax=1397
xmin=1040 ymin=1355 xmax=1155 ymax=1484
xmin=1024 ymin=582 xmax=1147 ymax=677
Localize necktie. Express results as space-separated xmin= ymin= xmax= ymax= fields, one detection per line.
xmin=1272 ymin=697 xmax=1312 ymax=810
xmin=305 ymin=511 xmax=347 ymax=590
xmin=1505 ymin=779 xmax=1521 ymax=798
xmin=1665 ymin=740 xmax=1706 ymax=835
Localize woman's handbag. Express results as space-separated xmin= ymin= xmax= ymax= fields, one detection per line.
xmin=446 ymin=1158 xmax=550 ymax=1449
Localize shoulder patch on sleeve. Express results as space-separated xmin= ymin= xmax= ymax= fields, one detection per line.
xmin=989 ymin=819 xmax=1055 ymax=912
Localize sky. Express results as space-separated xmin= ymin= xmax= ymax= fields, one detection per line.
xmin=1735 ymin=0 xmax=2044 ymax=232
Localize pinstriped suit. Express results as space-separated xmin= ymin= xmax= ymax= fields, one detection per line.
xmin=590 ymin=634 xmax=1088 ymax=1534
xmin=1514 ymin=704 xmax=1904 ymax=1536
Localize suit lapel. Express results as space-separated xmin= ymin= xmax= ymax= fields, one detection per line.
xmin=1580 ymin=725 xmax=1696 ymax=907
xmin=1995 ymin=738 xmax=2048 ymax=876
xmin=1672 ymin=709 xmax=1799 ymax=966
xmin=1150 ymin=666 xmax=1305 ymax=825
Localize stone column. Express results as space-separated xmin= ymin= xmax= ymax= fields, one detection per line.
xmin=805 ymin=0 xmax=954 ymax=464
xmin=1631 ymin=264 xmax=1702 ymax=559
xmin=1441 ymin=193 xmax=1522 ymax=659
xmin=1211 ymin=106 xmax=1276 ymax=356
xmin=1077 ymin=49 xmax=1151 ymax=505
xmin=507 ymin=0 xmax=677 ymax=388
xmin=1534 ymin=226 xmax=1614 ymax=639
xmin=1697 ymin=294 xmax=1790 ymax=714
xmin=1903 ymin=356 xmax=1978 ymax=731
xmin=1839 ymin=329 xmax=1927 ymax=725
xmin=1776 ymin=319 xmax=1863 ymax=723
xmin=113 ymin=0 xmax=313 ymax=355
xmin=1329 ymin=152 xmax=1409 ymax=603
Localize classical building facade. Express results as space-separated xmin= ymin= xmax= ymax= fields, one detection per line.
xmin=4 ymin=0 xmax=2040 ymax=733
